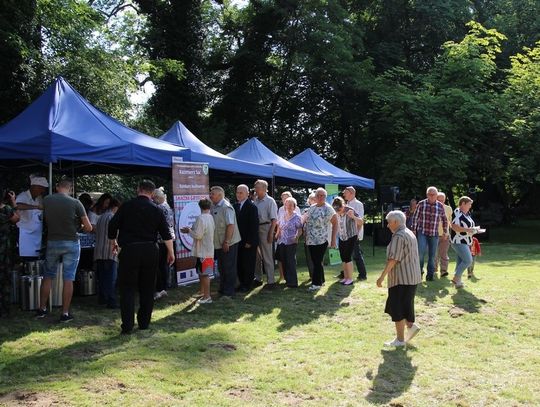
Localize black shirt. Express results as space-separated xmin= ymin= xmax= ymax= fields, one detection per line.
xmin=108 ymin=196 xmax=173 ymax=246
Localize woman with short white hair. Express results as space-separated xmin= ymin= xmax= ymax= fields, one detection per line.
xmin=376 ymin=210 xmax=422 ymax=347
xmin=275 ymin=197 xmax=303 ymax=287
xmin=304 ymin=188 xmax=338 ymax=291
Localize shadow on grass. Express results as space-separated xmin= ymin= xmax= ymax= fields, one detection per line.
xmin=0 ymin=296 xmax=121 ymax=346
xmin=415 ymin=277 xmax=451 ymax=305
xmin=451 ymin=287 xmax=487 ymax=313
xmin=274 ymin=280 xmax=354 ymax=331
xmin=0 ymin=271 xmax=356 ymax=391
xmin=0 ymin=309 xmax=239 ymax=393
xmin=365 ymin=348 xmax=417 ymax=405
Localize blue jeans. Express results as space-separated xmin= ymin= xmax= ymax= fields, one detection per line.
xmin=43 ymin=240 xmax=81 ymax=281
xmin=96 ymin=259 xmax=118 ymax=307
xmin=451 ymin=243 xmax=473 ymax=278
xmin=417 ymin=233 xmax=439 ymax=278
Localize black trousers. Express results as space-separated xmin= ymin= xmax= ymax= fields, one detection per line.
xmin=215 ymin=243 xmax=238 ymax=296
xmin=156 ymin=242 xmax=169 ymax=292
xmin=278 ymin=243 xmax=298 ymax=287
xmin=353 ymin=240 xmax=367 ymax=279
xmin=308 ymin=242 xmax=328 ymax=286
xmin=237 ymin=243 xmax=257 ymax=289
xmin=118 ymin=242 xmax=159 ymax=332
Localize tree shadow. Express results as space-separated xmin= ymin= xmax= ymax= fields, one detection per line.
xmin=0 ymin=270 xmax=354 ymax=391
xmin=365 ymin=348 xmax=417 ymax=405
xmin=274 ymin=280 xmax=354 ymax=332
xmin=0 ymin=295 xmax=121 ymax=346
xmin=0 ymin=306 xmax=240 ymax=393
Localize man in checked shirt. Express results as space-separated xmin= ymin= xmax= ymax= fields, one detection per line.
xmin=410 ymin=186 xmax=449 ymax=281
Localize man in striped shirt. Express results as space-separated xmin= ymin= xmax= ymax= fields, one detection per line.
xmin=376 ymin=210 xmax=421 ymax=347
xmin=410 ymin=186 xmax=449 ymax=281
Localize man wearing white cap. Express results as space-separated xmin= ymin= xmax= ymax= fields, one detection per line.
xmin=15 ymin=175 xmax=49 ymax=258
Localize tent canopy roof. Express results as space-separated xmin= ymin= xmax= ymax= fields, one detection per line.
xmin=160 ymin=121 xmax=273 ymax=178
xmin=290 ymin=148 xmax=375 ymax=189
xmin=0 ymin=77 xmax=189 ymax=169
xmin=227 ymin=138 xmax=332 ymax=185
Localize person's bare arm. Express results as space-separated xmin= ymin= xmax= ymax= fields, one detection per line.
xmin=268 ymin=219 xmax=277 ymax=243
xmin=80 ymin=216 xmax=92 ymax=233
xmin=164 ymin=239 xmax=175 ymax=265
xmin=222 ymin=224 xmax=234 ymax=252
xmin=376 ymin=259 xmax=398 ymax=287
xmin=330 ymin=214 xmax=338 ymax=248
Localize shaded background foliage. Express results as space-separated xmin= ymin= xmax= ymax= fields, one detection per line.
xmin=1 ymin=0 xmax=539 ymax=215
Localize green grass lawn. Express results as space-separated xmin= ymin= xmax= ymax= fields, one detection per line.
xmin=1 ymin=222 xmax=539 ymax=406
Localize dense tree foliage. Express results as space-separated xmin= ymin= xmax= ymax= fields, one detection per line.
xmin=1 ymin=0 xmax=539 ymax=215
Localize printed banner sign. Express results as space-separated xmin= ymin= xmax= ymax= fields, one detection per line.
xmin=172 ymin=161 xmax=210 ymax=286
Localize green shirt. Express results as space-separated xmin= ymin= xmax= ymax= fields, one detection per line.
xmin=43 ymin=193 xmax=87 ymax=241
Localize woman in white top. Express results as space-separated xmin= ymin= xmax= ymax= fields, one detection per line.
xmin=181 ymin=198 xmax=215 ymax=303
xmin=450 ymin=196 xmax=479 ymax=288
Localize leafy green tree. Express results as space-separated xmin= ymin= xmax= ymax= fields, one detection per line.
xmin=369 ymin=22 xmax=507 ymax=199
xmin=0 ymin=0 xmax=40 ymax=124
xmin=503 ymin=42 xmax=540 ymax=209
xmin=135 ymin=0 xmax=205 ymax=133
xmin=36 ymin=0 xmax=139 ymax=121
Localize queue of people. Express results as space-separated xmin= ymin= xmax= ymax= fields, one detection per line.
xmin=1 ymin=176 xmax=486 ymax=350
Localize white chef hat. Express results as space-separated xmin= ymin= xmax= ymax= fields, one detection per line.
xmin=30 ymin=176 xmax=49 ymax=188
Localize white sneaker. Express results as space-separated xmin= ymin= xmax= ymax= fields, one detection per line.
xmin=384 ymin=338 xmax=406 ymax=347
xmin=197 ymin=297 xmax=213 ymax=304
xmin=153 ymin=292 xmax=161 ymax=300
xmin=158 ymin=290 xmax=167 ymax=298
xmin=308 ymin=285 xmax=321 ymax=291
xmin=405 ymin=324 xmax=420 ymax=343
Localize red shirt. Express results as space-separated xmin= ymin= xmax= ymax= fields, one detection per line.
xmin=411 ymin=199 xmax=448 ymax=237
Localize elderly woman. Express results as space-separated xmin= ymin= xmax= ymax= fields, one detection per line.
xmin=277 ymin=191 xmax=302 ymax=282
xmin=302 ymin=192 xmax=317 ymax=280
xmin=450 ymin=196 xmax=479 ymax=288
xmin=304 ymin=188 xmax=338 ymax=291
xmin=275 ymin=197 xmax=303 ymax=287
xmin=152 ymin=187 xmax=176 ymax=300
xmin=332 ymin=197 xmax=358 ymax=286
xmin=376 ymin=210 xmax=422 ymax=347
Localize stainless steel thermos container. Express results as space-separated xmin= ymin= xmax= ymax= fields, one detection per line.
xmin=20 ymin=275 xmax=42 ymax=311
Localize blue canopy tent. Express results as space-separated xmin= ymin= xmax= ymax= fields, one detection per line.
xmin=159 ymin=121 xmax=273 ymax=179
xmin=227 ymin=138 xmax=332 ymax=186
xmin=289 ymin=148 xmax=375 ymax=189
xmin=0 ymin=77 xmax=190 ymax=177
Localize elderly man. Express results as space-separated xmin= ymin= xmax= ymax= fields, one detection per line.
xmin=253 ymin=179 xmax=278 ymax=288
xmin=376 ymin=210 xmax=422 ymax=347
xmin=210 ymin=186 xmax=242 ymax=298
xmin=342 ymin=186 xmax=367 ymax=280
xmin=410 ymin=186 xmax=448 ymax=281
xmin=234 ymin=184 xmax=259 ymax=292
xmin=16 ymin=175 xmax=49 ymax=258
xmin=435 ymin=192 xmax=453 ymax=277
xmin=108 ymin=180 xmax=175 ymax=334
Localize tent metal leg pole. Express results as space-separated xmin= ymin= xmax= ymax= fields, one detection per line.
xmin=48 ymin=162 xmax=53 ymax=195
